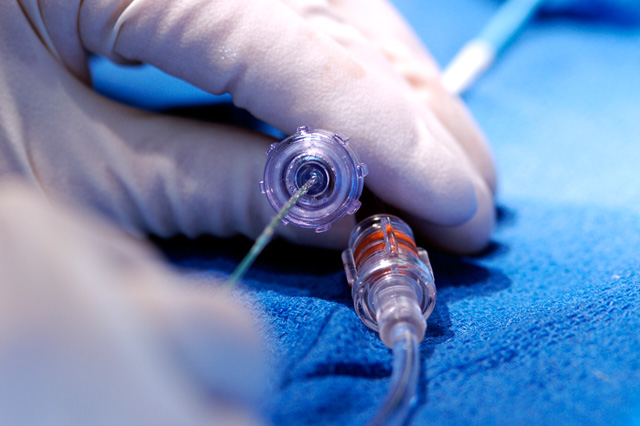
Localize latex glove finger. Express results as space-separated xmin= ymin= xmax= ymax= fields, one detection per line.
xmin=404 ymin=174 xmax=495 ymax=254
xmin=71 ymin=0 xmax=479 ymax=227
xmin=2 ymin=1 xmax=356 ymax=249
xmin=285 ymin=0 xmax=497 ymax=194
xmin=0 ymin=181 xmax=263 ymax=426
xmin=278 ymin=0 xmax=496 ymax=251
xmin=338 ymin=0 xmax=497 ymax=193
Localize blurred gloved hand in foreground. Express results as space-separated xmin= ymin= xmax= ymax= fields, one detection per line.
xmin=0 ymin=182 xmax=264 ymax=426
xmin=0 ymin=0 xmax=496 ymax=254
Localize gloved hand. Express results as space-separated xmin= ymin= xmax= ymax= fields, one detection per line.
xmin=0 ymin=182 xmax=264 ymax=425
xmin=1 ymin=0 xmax=496 ymax=254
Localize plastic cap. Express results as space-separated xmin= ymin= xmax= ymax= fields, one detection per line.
xmin=260 ymin=126 xmax=367 ymax=232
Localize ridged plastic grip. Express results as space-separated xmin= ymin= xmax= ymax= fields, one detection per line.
xmin=260 ymin=126 xmax=367 ymax=232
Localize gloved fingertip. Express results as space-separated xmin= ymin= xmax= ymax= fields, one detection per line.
xmin=407 ymin=176 xmax=495 ymax=255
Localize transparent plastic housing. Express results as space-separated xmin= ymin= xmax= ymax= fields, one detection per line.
xmin=342 ymin=215 xmax=436 ymax=347
xmin=260 ymin=126 xmax=368 ymax=232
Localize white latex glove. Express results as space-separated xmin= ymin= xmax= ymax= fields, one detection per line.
xmin=1 ymin=0 xmax=496 ymax=253
xmin=0 ymin=181 xmax=264 ymax=426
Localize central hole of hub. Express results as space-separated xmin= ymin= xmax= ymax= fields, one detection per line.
xmin=295 ymin=162 xmax=331 ymax=197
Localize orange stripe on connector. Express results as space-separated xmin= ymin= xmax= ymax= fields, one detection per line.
xmin=352 ymin=226 xmax=418 ymax=270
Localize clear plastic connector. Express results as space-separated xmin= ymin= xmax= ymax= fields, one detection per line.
xmin=342 ymin=215 xmax=436 ymax=348
xmin=260 ymin=126 xmax=367 ymax=232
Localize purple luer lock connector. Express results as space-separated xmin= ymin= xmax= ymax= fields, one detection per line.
xmin=260 ymin=126 xmax=368 ymax=233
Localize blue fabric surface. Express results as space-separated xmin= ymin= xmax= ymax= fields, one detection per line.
xmin=91 ymin=1 xmax=640 ymax=424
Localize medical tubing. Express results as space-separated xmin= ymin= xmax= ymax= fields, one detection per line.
xmin=227 ymin=176 xmax=317 ymax=286
xmin=478 ymin=0 xmax=545 ymax=52
xmin=368 ymin=324 xmax=420 ymax=426
xmin=442 ymin=0 xmax=544 ymax=95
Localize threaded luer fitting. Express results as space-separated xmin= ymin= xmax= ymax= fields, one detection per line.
xmin=260 ymin=126 xmax=367 ymax=233
xmin=342 ymin=215 xmax=436 ymax=348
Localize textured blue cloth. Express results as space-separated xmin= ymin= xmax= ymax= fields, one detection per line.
xmin=91 ymin=1 xmax=640 ymax=424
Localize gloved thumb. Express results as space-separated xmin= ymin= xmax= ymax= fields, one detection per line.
xmin=0 ymin=181 xmax=264 ymax=425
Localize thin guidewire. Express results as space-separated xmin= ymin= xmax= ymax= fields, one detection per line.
xmin=227 ymin=176 xmax=317 ymax=287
